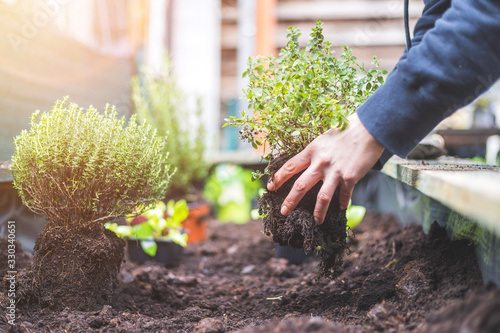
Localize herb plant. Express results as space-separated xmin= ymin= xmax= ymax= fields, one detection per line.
xmin=225 ymin=20 xmax=387 ymax=169
xmin=11 ymin=97 xmax=173 ymax=227
xmin=132 ymin=57 xmax=210 ymax=199
xmin=224 ymin=21 xmax=386 ymax=278
xmin=105 ymin=199 xmax=189 ymax=256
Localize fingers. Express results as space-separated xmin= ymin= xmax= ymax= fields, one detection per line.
xmin=267 ymin=151 xmax=310 ymax=192
xmin=339 ymin=184 xmax=354 ymax=212
xmin=312 ymin=173 xmax=356 ymax=225
xmin=313 ymin=175 xmax=339 ymax=225
xmin=283 ymin=169 xmax=352 ymax=225
xmin=339 ymin=172 xmax=357 ymax=210
xmin=279 ymin=167 xmax=323 ymax=216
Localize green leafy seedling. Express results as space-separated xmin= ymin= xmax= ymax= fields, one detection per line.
xmin=106 ymin=199 xmax=189 ymax=257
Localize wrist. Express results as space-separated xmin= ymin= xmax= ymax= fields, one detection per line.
xmin=349 ymin=113 xmax=384 ymax=151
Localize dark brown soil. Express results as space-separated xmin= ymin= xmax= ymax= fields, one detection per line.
xmin=15 ymin=223 xmax=124 ymax=311
xmin=260 ymin=154 xmax=347 ymax=279
xmin=1 ymin=211 xmax=499 ymax=332
xmin=0 ymin=238 xmax=32 ymax=275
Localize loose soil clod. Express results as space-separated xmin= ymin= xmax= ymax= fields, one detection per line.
xmin=259 ymin=154 xmax=347 ymax=279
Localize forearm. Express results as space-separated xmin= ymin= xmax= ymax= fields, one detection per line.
xmin=358 ymin=0 xmax=500 ymax=157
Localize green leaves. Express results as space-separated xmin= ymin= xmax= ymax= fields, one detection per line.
xmin=225 ymin=20 xmax=387 ymax=165
xmin=140 ymin=240 xmax=158 ymax=257
xmin=167 ymin=199 xmax=189 ymax=227
xmin=11 ymin=97 xmax=173 ymax=226
xmin=132 ymin=222 xmax=155 ymax=239
xmin=346 ymin=204 xmax=367 ymax=229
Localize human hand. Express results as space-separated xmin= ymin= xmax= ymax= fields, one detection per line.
xmin=266 ymin=113 xmax=384 ymax=225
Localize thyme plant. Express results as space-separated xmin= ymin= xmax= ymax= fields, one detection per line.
xmin=11 ymin=97 xmax=173 ymax=227
xmin=225 ymin=21 xmax=387 ymax=169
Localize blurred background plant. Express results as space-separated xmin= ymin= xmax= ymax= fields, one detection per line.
xmin=132 ymin=55 xmax=211 ymax=202
xmin=203 ymin=163 xmax=263 ymax=224
xmin=346 ymin=201 xmax=366 ymax=230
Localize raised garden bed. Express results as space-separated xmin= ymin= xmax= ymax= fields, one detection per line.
xmin=1 ymin=211 xmax=499 ymax=332
xmin=379 ymin=156 xmax=500 ymax=287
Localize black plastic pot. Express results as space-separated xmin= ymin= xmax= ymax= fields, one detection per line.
xmin=275 ymin=244 xmax=318 ymax=265
xmin=126 ymin=238 xmax=184 ymax=267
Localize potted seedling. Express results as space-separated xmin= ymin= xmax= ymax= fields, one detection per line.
xmin=11 ymin=97 xmax=172 ymax=310
xmin=105 ymin=199 xmax=188 ymax=266
xmin=132 ymin=56 xmax=211 ymax=243
xmin=225 ymin=21 xmax=386 ymax=278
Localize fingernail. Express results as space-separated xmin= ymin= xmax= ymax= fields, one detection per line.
xmin=281 ymin=205 xmax=289 ymax=216
xmin=267 ymin=180 xmax=275 ymax=191
xmin=340 ymin=205 xmax=347 ymax=210
xmin=314 ymin=217 xmax=321 ymax=225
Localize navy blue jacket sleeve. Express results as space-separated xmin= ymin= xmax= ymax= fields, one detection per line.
xmin=357 ymin=0 xmax=500 ymax=159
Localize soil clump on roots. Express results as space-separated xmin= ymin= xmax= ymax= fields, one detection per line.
xmin=17 ymin=223 xmax=124 ymax=311
xmin=259 ymin=153 xmax=347 ymax=279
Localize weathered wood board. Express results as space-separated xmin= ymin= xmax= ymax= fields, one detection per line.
xmin=382 ymin=156 xmax=500 ymax=234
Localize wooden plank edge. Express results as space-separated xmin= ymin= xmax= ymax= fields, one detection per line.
xmin=382 ymin=156 xmax=500 ymax=234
